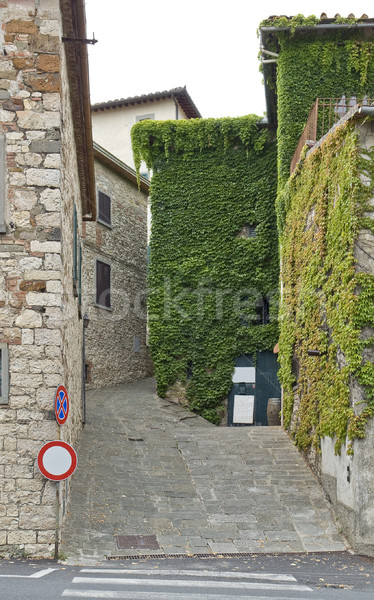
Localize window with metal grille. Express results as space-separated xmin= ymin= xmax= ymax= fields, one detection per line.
xmin=96 ymin=260 xmax=111 ymax=308
xmin=98 ymin=191 xmax=111 ymax=226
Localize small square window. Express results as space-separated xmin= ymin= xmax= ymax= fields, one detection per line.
xmin=136 ymin=113 xmax=155 ymax=122
xmin=96 ymin=260 xmax=111 ymax=309
xmin=0 ymin=343 xmax=9 ymax=405
xmin=98 ymin=191 xmax=111 ymax=226
xmin=237 ymin=224 xmax=257 ymax=239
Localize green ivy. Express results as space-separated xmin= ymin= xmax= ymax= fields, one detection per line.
xmin=132 ymin=117 xmax=279 ymax=423
xmin=279 ymin=121 xmax=374 ymax=454
xmin=259 ymin=14 xmax=320 ymax=34
xmin=259 ymin=19 xmax=374 ymax=231
xmin=259 ymin=14 xmax=362 ymax=33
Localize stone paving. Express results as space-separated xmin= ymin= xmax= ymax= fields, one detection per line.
xmin=61 ymin=378 xmax=348 ymax=560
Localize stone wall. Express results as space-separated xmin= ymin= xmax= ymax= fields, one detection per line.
xmin=0 ymin=0 xmax=84 ymax=557
xmin=82 ymin=156 xmax=153 ymax=389
xmin=291 ymin=119 xmax=374 ymax=556
xmin=319 ymin=120 xmax=374 ymax=556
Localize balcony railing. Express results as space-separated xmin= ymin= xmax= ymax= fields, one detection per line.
xmin=290 ymin=97 xmax=374 ymax=174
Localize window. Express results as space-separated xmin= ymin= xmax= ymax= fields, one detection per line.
xmin=73 ymin=204 xmax=78 ymax=296
xmin=237 ymin=224 xmax=257 ymax=239
xmin=0 ymin=343 xmax=9 ymax=405
xmin=133 ymin=337 xmax=140 ymax=353
xmin=84 ymin=361 xmax=92 ymax=384
xmin=0 ymin=134 xmax=6 ymax=233
xmin=253 ymin=296 xmax=270 ymax=325
xmin=187 ymin=360 xmax=193 ymax=380
xmin=240 ymin=295 xmax=270 ymax=326
xmin=136 ymin=113 xmax=155 ymax=122
xmin=96 ymin=259 xmax=111 ymax=309
xmin=98 ymin=191 xmax=111 ymax=226
xmin=78 ymin=243 xmax=82 ymax=308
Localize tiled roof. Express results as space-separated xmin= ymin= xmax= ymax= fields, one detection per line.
xmin=264 ymin=13 xmax=372 ymax=24
xmin=92 ymin=86 xmax=202 ymax=119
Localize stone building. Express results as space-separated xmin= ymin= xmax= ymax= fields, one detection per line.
xmin=0 ymin=0 xmax=96 ymax=557
xmin=91 ymin=87 xmax=202 ymax=171
xmin=260 ymin=15 xmax=374 ymax=555
xmin=82 ymin=142 xmax=153 ymax=388
xmin=283 ymin=108 xmax=374 ymax=557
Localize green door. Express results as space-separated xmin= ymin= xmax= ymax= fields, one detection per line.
xmin=228 ymin=351 xmax=280 ymax=426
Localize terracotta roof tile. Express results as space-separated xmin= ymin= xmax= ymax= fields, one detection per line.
xmin=92 ymin=86 xmax=201 ymax=119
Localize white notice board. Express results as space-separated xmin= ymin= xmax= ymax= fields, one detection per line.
xmin=233 ymin=395 xmax=254 ymax=424
xmin=232 ymin=367 xmax=256 ymax=383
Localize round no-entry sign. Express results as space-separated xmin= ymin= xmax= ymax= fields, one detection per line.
xmin=55 ymin=385 xmax=69 ymax=425
xmin=37 ymin=441 xmax=77 ymax=481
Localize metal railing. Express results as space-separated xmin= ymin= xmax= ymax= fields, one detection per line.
xmin=290 ymin=97 xmax=374 ymax=174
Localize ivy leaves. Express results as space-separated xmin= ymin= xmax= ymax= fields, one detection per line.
xmin=273 ymin=29 xmax=374 ymax=231
xmin=132 ymin=118 xmax=279 ymax=423
xmin=279 ymin=123 xmax=374 ymax=454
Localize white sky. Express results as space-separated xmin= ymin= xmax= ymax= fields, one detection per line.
xmin=85 ymin=1 xmax=372 ymax=119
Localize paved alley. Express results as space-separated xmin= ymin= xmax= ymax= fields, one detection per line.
xmin=61 ymin=378 xmax=348 ymax=560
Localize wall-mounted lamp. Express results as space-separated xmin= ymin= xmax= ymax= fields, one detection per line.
xmin=308 ymin=349 xmax=321 ymax=356
xmin=83 ymin=314 xmax=90 ymax=329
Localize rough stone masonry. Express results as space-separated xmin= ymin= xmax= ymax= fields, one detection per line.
xmin=0 ymin=0 xmax=90 ymax=557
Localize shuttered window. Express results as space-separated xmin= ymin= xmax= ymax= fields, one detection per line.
xmin=73 ymin=204 xmax=78 ymax=296
xmin=78 ymin=244 xmax=82 ymax=307
xmin=96 ymin=260 xmax=111 ymax=308
xmin=98 ymin=191 xmax=111 ymax=226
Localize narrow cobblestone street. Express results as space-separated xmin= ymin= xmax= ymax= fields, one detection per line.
xmin=61 ymin=378 xmax=348 ymax=561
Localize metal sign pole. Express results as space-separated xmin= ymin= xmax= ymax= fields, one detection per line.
xmin=54 ymin=481 xmax=60 ymax=560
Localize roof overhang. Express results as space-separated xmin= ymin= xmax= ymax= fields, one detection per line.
xmin=92 ymin=86 xmax=202 ymax=119
xmin=60 ymin=0 xmax=96 ymax=220
xmin=93 ymin=142 xmax=150 ymax=194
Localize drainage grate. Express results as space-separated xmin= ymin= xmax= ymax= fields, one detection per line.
xmin=107 ymin=550 xmax=349 ymax=561
xmin=116 ymin=535 xmax=160 ymax=550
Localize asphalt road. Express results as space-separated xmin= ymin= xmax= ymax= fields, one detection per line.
xmin=1 ymin=553 xmax=374 ymax=600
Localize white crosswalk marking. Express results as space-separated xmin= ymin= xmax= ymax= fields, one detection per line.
xmin=71 ymin=576 xmax=312 ymax=592
xmin=0 ymin=567 xmax=58 ymax=579
xmin=62 ymin=594 xmax=315 ymax=600
xmin=61 ymin=568 xmax=317 ymax=599
xmin=80 ymin=568 xmax=298 ymax=582
xmin=29 ymin=568 xmax=58 ymax=578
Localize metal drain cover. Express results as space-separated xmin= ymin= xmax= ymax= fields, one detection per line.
xmin=116 ymin=535 xmax=160 ymax=550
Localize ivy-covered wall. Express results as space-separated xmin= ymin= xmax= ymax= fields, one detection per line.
xmin=278 ymin=120 xmax=374 ymax=455
xmin=132 ymin=117 xmax=278 ymax=423
xmin=260 ymin=16 xmax=374 ymax=231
